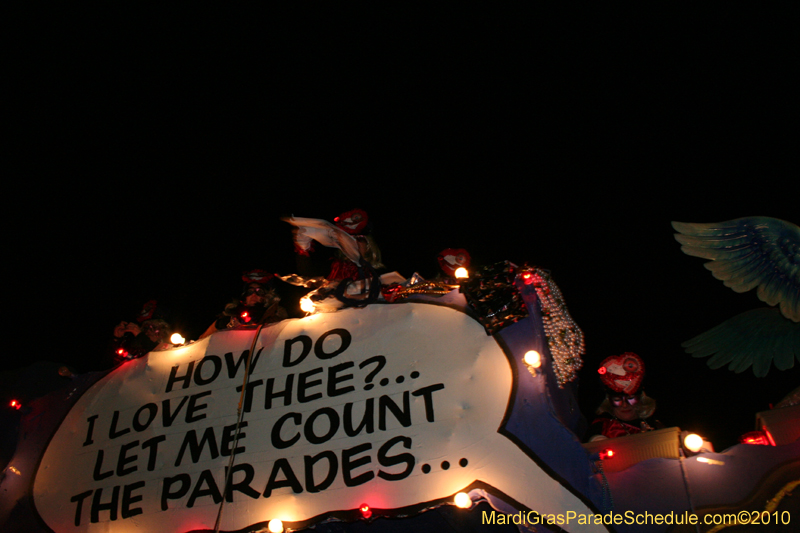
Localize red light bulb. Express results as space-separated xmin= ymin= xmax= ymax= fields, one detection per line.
xmin=739 ymin=430 xmax=770 ymax=446
xmin=598 ymin=367 xmax=607 ymax=375
xmin=599 ymin=449 xmax=614 ymax=460
xmin=360 ymin=503 xmax=372 ymax=518
xmin=10 ymin=399 xmax=21 ymax=410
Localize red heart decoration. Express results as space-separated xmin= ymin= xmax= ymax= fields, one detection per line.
xmin=335 ymin=209 xmax=369 ymax=235
xmin=438 ymin=248 xmax=471 ymax=277
xmin=598 ymin=352 xmax=645 ymax=394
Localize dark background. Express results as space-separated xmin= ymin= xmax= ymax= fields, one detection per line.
xmin=5 ymin=5 xmax=798 ymax=451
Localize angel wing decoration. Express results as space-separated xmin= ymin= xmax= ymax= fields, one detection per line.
xmin=673 ymin=217 xmax=800 ymax=377
xmin=283 ymin=216 xmax=362 ymax=264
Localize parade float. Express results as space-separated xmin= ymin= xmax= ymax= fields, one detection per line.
xmin=1 ymin=216 xmax=798 ymax=533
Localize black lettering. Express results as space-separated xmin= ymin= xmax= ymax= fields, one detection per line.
xmin=221 ymin=421 xmax=247 ymax=456
xmin=109 ymin=410 xmax=130 ymax=439
xmin=116 ymin=440 xmax=139 ymax=477
xmin=342 ymin=442 xmax=374 ymax=487
xmin=305 ymin=450 xmax=338 ymax=493
xmin=304 ymin=407 xmax=340 ymax=445
xmin=83 ymin=415 xmax=98 ymax=446
xmin=314 ymin=328 xmax=351 ymax=359
xmin=91 ymin=485 xmax=120 ymax=523
xmin=344 ymin=399 xmax=374 ymax=436
xmin=328 ymin=361 xmax=355 ymax=397
xmin=298 ymin=367 xmax=323 ymax=403
xmin=133 ymin=403 xmax=157 ymax=432
xmin=263 ymin=458 xmax=303 ymax=498
xmin=412 ymin=383 xmax=445 ymax=422
xmin=187 ymin=469 xmax=223 ymax=508
xmin=264 ymin=374 xmax=293 ymax=410
xmin=161 ymin=474 xmax=191 ymax=510
xmin=225 ymin=348 xmax=262 ymax=378
xmin=378 ymin=436 xmax=415 ymax=481
xmin=161 ymin=395 xmax=188 ymax=427
xmin=236 ymin=379 xmax=264 ymax=412
xmin=121 ymin=481 xmax=145 ymax=519
xmin=225 ymin=463 xmax=260 ymax=501
xmin=166 ymin=361 xmax=195 ymax=393
xmin=71 ymin=490 xmax=92 ymax=526
xmin=175 ymin=427 xmax=220 ymax=466
xmin=283 ymin=335 xmax=312 ymax=367
xmin=92 ymin=449 xmax=113 ymax=481
xmin=271 ymin=413 xmax=301 ymax=449
xmin=142 ymin=435 xmax=166 ymax=471
xmin=194 ymin=355 xmax=222 ymax=386
xmin=186 ymin=390 xmax=212 ymax=423
xmin=379 ymin=392 xmax=411 ymax=430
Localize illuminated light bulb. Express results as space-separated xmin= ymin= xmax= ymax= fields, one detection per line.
xmin=524 ymin=350 xmax=541 ymax=368
xmin=300 ymin=296 xmax=316 ymax=314
xmin=454 ymin=492 xmax=472 ymax=509
xmin=267 ymin=519 xmax=284 ymax=533
xmin=684 ymin=433 xmax=704 ymax=453
xmin=739 ymin=431 xmax=769 ymax=446
xmin=599 ymin=449 xmax=615 ymax=460
xmin=10 ymin=399 xmax=21 ymax=410
xmin=170 ymin=333 xmax=185 ymax=345
xmin=454 ymin=267 xmax=469 ymax=279
xmin=521 ymin=272 xmax=534 ymax=285
xmin=240 ymin=311 xmax=251 ymax=323
xmin=360 ymin=503 xmax=372 ymax=519
xmin=598 ymin=367 xmax=607 ymax=375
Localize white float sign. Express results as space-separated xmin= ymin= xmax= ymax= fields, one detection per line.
xmin=34 ymin=303 xmax=601 ymax=532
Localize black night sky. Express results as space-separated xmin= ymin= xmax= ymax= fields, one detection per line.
xmin=6 ymin=6 xmax=798 ymax=453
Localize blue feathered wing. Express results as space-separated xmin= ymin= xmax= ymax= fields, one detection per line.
xmin=672 ymin=217 xmax=799 ymax=322
xmin=673 ymin=217 xmax=800 ymax=376
xmin=681 ymin=307 xmax=799 ymax=377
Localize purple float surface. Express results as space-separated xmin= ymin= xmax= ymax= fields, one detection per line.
xmin=1 ymin=371 xmax=107 ymax=533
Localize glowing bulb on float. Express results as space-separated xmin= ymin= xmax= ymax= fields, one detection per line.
xmin=454 ymin=267 xmax=468 ymax=279
xmin=599 ymin=448 xmax=614 ymax=460
xmin=524 ymin=350 xmax=541 ymax=368
xmin=300 ymin=296 xmax=316 ymax=314
xmin=360 ymin=503 xmax=372 ymax=518
xmin=684 ymin=433 xmax=704 ymax=452
xmin=267 ymin=519 xmax=284 ymax=533
xmin=170 ymin=333 xmax=185 ymax=345
xmin=454 ymin=492 xmax=472 ymax=508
